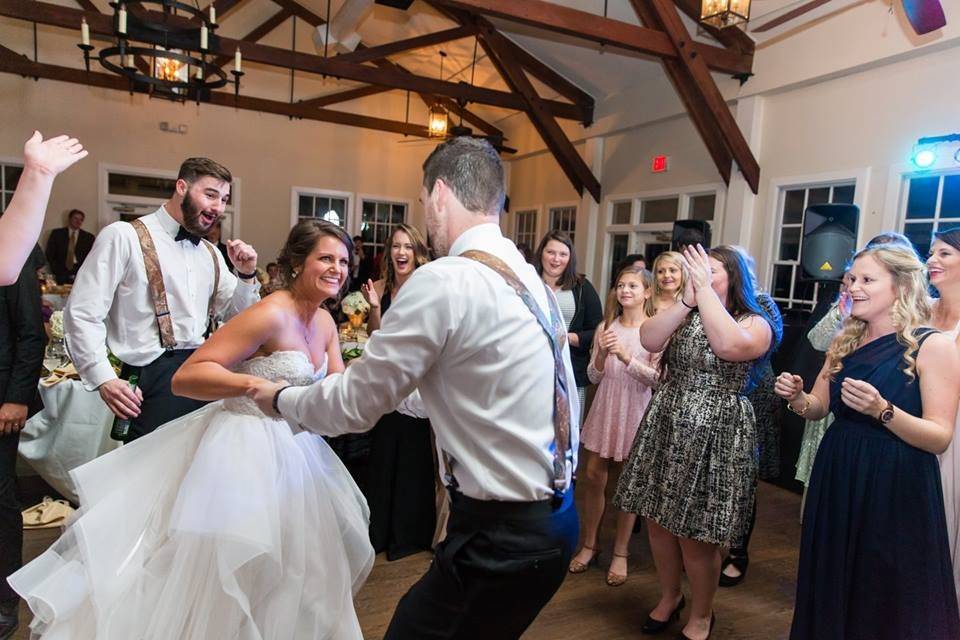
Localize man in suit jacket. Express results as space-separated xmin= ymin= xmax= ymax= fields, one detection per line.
xmin=0 ymin=245 xmax=46 ymax=639
xmin=45 ymin=209 xmax=95 ymax=285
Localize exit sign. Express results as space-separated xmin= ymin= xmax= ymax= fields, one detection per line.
xmin=651 ymin=155 xmax=669 ymax=173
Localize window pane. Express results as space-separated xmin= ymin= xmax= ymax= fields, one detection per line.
xmin=772 ymin=265 xmax=792 ymax=299
xmin=3 ymin=165 xmax=22 ymax=189
xmin=298 ymin=195 xmax=313 ymax=217
xmin=377 ymin=203 xmax=390 ymax=223
xmin=392 ymin=204 xmax=406 ymax=224
xmin=362 ymin=201 xmax=376 ymax=221
xmin=940 ymin=175 xmax=960 ymax=219
xmin=322 ymin=210 xmax=342 ymax=226
xmin=612 ymin=201 xmax=632 ymax=225
xmin=689 ymin=194 xmax=716 ymax=221
xmin=904 ymin=222 xmax=935 ymax=257
xmin=793 ymin=267 xmax=814 ymax=302
xmin=779 ymin=227 xmax=801 ymax=261
xmin=108 ymin=173 xmax=176 ymax=198
xmin=644 ymin=243 xmax=670 ymax=267
xmin=640 ymin=197 xmax=678 ymax=223
xmin=832 ymin=184 xmax=855 ymax=204
xmin=906 ymin=176 xmax=940 ymax=220
xmin=783 ymin=189 xmax=805 ymax=225
xmin=808 ymin=187 xmax=830 ymax=207
xmin=609 ymin=234 xmax=629 ymax=288
xmin=316 ymin=197 xmax=330 ymax=217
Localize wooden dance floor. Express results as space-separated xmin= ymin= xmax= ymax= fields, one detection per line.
xmin=16 ymin=481 xmax=800 ymax=639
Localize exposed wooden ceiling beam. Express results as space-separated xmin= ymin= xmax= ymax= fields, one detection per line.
xmin=427 ymin=0 xmax=752 ymax=76
xmin=633 ymin=1 xmax=732 ymax=184
xmin=73 ymin=0 xmax=97 ymax=11
xmin=0 ymin=45 xmax=437 ymax=138
xmin=429 ymin=2 xmax=594 ymax=125
xmin=672 ymin=0 xmax=755 ymax=56
xmin=192 ymin=0 xmax=250 ymax=24
xmin=475 ymin=19 xmax=600 ymax=202
xmin=213 ymin=7 xmax=291 ymax=66
xmin=270 ymin=0 xmax=325 ymax=27
xmin=0 ymin=0 xmax=586 ymax=120
xmin=298 ymin=84 xmax=392 ymax=107
xmin=333 ymin=25 xmax=477 ymax=65
xmin=642 ymin=0 xmax=759 ymax=193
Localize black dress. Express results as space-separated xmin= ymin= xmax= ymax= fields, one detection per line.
xmin=791 ymin=331 xmax=960 ymax=640
xmin=365 ymin=290 xmax=437 ymax=560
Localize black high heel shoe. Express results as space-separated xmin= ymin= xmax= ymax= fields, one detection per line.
xmin=676 ymin=613 xmax=716 ymax=640
xmin=641 ymin=595 xmax=685 ymax=635
xmin=719 ymin=553 xmax=749 ymax=587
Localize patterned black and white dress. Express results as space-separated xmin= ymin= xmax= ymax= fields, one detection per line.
xmin=613 ymin=312 xmax=759 ymax=547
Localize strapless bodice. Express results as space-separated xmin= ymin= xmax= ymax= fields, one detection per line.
xmin=223 ymin=351 xmax=327 ymax=417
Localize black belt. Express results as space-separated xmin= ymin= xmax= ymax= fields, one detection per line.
xmin=448 ymin=489 xmax=567 ymax=519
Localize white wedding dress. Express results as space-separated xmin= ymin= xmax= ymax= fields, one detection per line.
xmin=10 ymin=351 xmax=374 ymax=639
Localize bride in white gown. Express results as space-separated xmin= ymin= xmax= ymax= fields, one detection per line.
xmin=9 ymin=220 xmax=374 ymax=639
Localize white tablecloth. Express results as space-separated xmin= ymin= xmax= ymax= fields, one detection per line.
xmin=19 ymin=380 xmax=120 ymax=503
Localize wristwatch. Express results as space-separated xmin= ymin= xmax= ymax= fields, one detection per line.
xmin=878 ymin=400 xmax=895 ymax=425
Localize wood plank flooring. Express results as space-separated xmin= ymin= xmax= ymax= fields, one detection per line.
xmin=15 ymin=481 xmax=801 ymax=639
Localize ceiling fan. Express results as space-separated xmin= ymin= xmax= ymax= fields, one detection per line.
xmin=752 ymin=0 xmax=947 ymax=36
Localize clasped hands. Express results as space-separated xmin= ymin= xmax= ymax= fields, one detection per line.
xmin=676 ymin=244 xmax=712 ymax=309
xmin=774 ymin=372 xmax=887 ymax=420
xmin=598 ymin=329 xmax=629 ymax=365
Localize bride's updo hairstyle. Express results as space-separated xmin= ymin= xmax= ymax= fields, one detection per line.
xmin=277 ymin=220 xmax=354 ymax=294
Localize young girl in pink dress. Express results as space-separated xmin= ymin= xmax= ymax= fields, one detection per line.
xmin=569 ymin=266 xmax=658 ymax=586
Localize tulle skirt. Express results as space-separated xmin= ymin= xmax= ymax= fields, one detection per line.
xmin=9 ymin=403 xmax=375 ymax=639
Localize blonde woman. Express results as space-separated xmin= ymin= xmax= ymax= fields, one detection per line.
xmin=651 ymin=251 xmax=687 ymax=313
xmin=776 ymin=244 xmax=960 ymax=639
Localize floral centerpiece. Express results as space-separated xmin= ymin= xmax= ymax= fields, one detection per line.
xmin=339 ymin=291 xmax=370 ymax=348
xmin=49 ymin=310 xmax=65 ymax=340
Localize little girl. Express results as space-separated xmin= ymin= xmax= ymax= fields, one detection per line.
xmin=569 ymin=266 xmax=658 ymax=586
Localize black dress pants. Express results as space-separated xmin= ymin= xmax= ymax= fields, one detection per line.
xmin=126 ymin=350 xmax=208 ymax=442
xmin=384 ymin=489 xmax=578 ymax=640
xmin=0 ymin=432 xmax=21 ymax=603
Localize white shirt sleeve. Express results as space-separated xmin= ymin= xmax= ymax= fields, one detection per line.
xmin=210 ymin=247 xmax=260 ymax=320
xmin=64 ymin=224 xmax=129 ymax=390
xmin=279 ymin=268 xmax=453 ymax=435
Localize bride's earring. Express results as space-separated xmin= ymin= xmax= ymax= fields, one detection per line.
xmin=292 ymin=270 xmax=300 ymax=279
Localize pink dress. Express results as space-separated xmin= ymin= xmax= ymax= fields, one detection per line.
xmin=581 ymin=318 xmax=658 ymax=461
xmin=940 ymin=320 xmax=960 ymax=607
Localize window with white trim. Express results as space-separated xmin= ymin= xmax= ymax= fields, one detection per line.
xmin=549 ymin=205 xmax=577 ymax=243
xmin=769 ymin=181 xmax=855 ymax=311
xmin=360 ymin=198 xmax=407 ymax=259
xmin=898 ymin=171 xmax=960 ymax=258
xmin=0 ymin=163 xmax=22 ymax=214
xmin=296 ymin=191 xmax=349 ymax=228
xmin=514 ymin=209 xmax=537 ymax=251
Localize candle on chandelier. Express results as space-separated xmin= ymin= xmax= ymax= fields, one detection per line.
xmin=200 ymin=25 xmax=208 ymax=50
xmin=195 ymin=67 xmax=203 ymax=80
xmin=234 ymin=48 xmax=241 ymax=73
xmin=80 ymin=18 xmax=90 ymax=46
xmin=125 ymin=54 xmax=134 ymax=68
xmin=209 ymin=4 xmax=216 ymax=23
xmin=118 ymin=6 xmax=127 ymax=34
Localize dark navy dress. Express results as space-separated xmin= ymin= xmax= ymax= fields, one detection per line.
xmin=791 ymin=331 xmax=960 ymax=640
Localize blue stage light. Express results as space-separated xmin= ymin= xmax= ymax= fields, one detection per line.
xmin=912 ymin=148 xmax=937 ymax=169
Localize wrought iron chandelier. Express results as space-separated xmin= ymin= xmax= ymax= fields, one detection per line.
xmin=78 ymin=0 xmax=244 ymax=102
xmin=699 ymin=0 xmax=751 ymax=29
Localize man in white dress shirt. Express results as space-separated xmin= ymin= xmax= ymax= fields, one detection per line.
xmin=65 ymin=158 xmax=260 ymax=442
xmin=252 ymin=137 xmax=579 ymax=639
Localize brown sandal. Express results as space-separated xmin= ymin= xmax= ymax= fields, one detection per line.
xmin=568 ymin=545 xmax=601 ymax=574
xmin=606 ymin=551 xmax=629 ymax=586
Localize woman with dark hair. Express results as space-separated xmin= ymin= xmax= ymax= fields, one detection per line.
xmin=777 ymin=243 xmax=959 ymax=639
xmin=614 ymin=244 xmax=774 ymax=640
xmin=927 ymin=225 xmax=960 ymax=606
xmin=534 ymin=231 xmax=603 ymax=423
xmin=359 ymin=223 xmax=438 ymax=560
xmin=10 ymin=220 xmax=374 ymax=639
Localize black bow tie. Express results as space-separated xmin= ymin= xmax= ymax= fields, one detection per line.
xmin=175 ymin=226 xmax=201 ymax=246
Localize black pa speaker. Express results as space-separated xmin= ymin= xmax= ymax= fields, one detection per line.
xmin=800 ymin=203 xmax=859 ymax=282
xmin=671 ymin=220 xmax=712 ymax=252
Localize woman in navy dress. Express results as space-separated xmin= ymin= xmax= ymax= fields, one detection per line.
xmin=776 ymin=243 xmax=960 ymax=640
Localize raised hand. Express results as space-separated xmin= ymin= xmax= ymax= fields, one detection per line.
xmin=774 ymin=372 xmax=805 ymax=403
xmin=840 ymin=378 xmax=885 ymax=418
xmin=361 ymin=279 xmax=380 ymax=309
xmin=226 ymin=239 xmax=258 ymax=275
xmin=680 ymin=244 xmax=713 ymax=294
xmin=24 ymin=131 xmax=88 ymax=177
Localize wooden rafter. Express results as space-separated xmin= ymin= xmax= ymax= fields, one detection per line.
xmin=427 ymin=0 xmax=752 ymax=76
xmin=332 ymin=25 xmax=477 ymax=65
xmin=0 ymin=0 xmax=587 ymax=121
xmin=213 ymin=7 xmax=291 ymax=66
xmin=469 ymin=16 xmax=600 ymax=201
xmin=640 ymin=0 xmax=759 ymax=193
xmin=0 ymin=45 xmax=437 ymax=137
xmin=298 ymin=84 xmax=392 ymax=107
xmin=633 ymin=1 xmax=732 ymax=184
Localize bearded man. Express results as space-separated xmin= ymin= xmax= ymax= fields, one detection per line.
xmin=64 ymin=158 xmax=260 ymax=441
